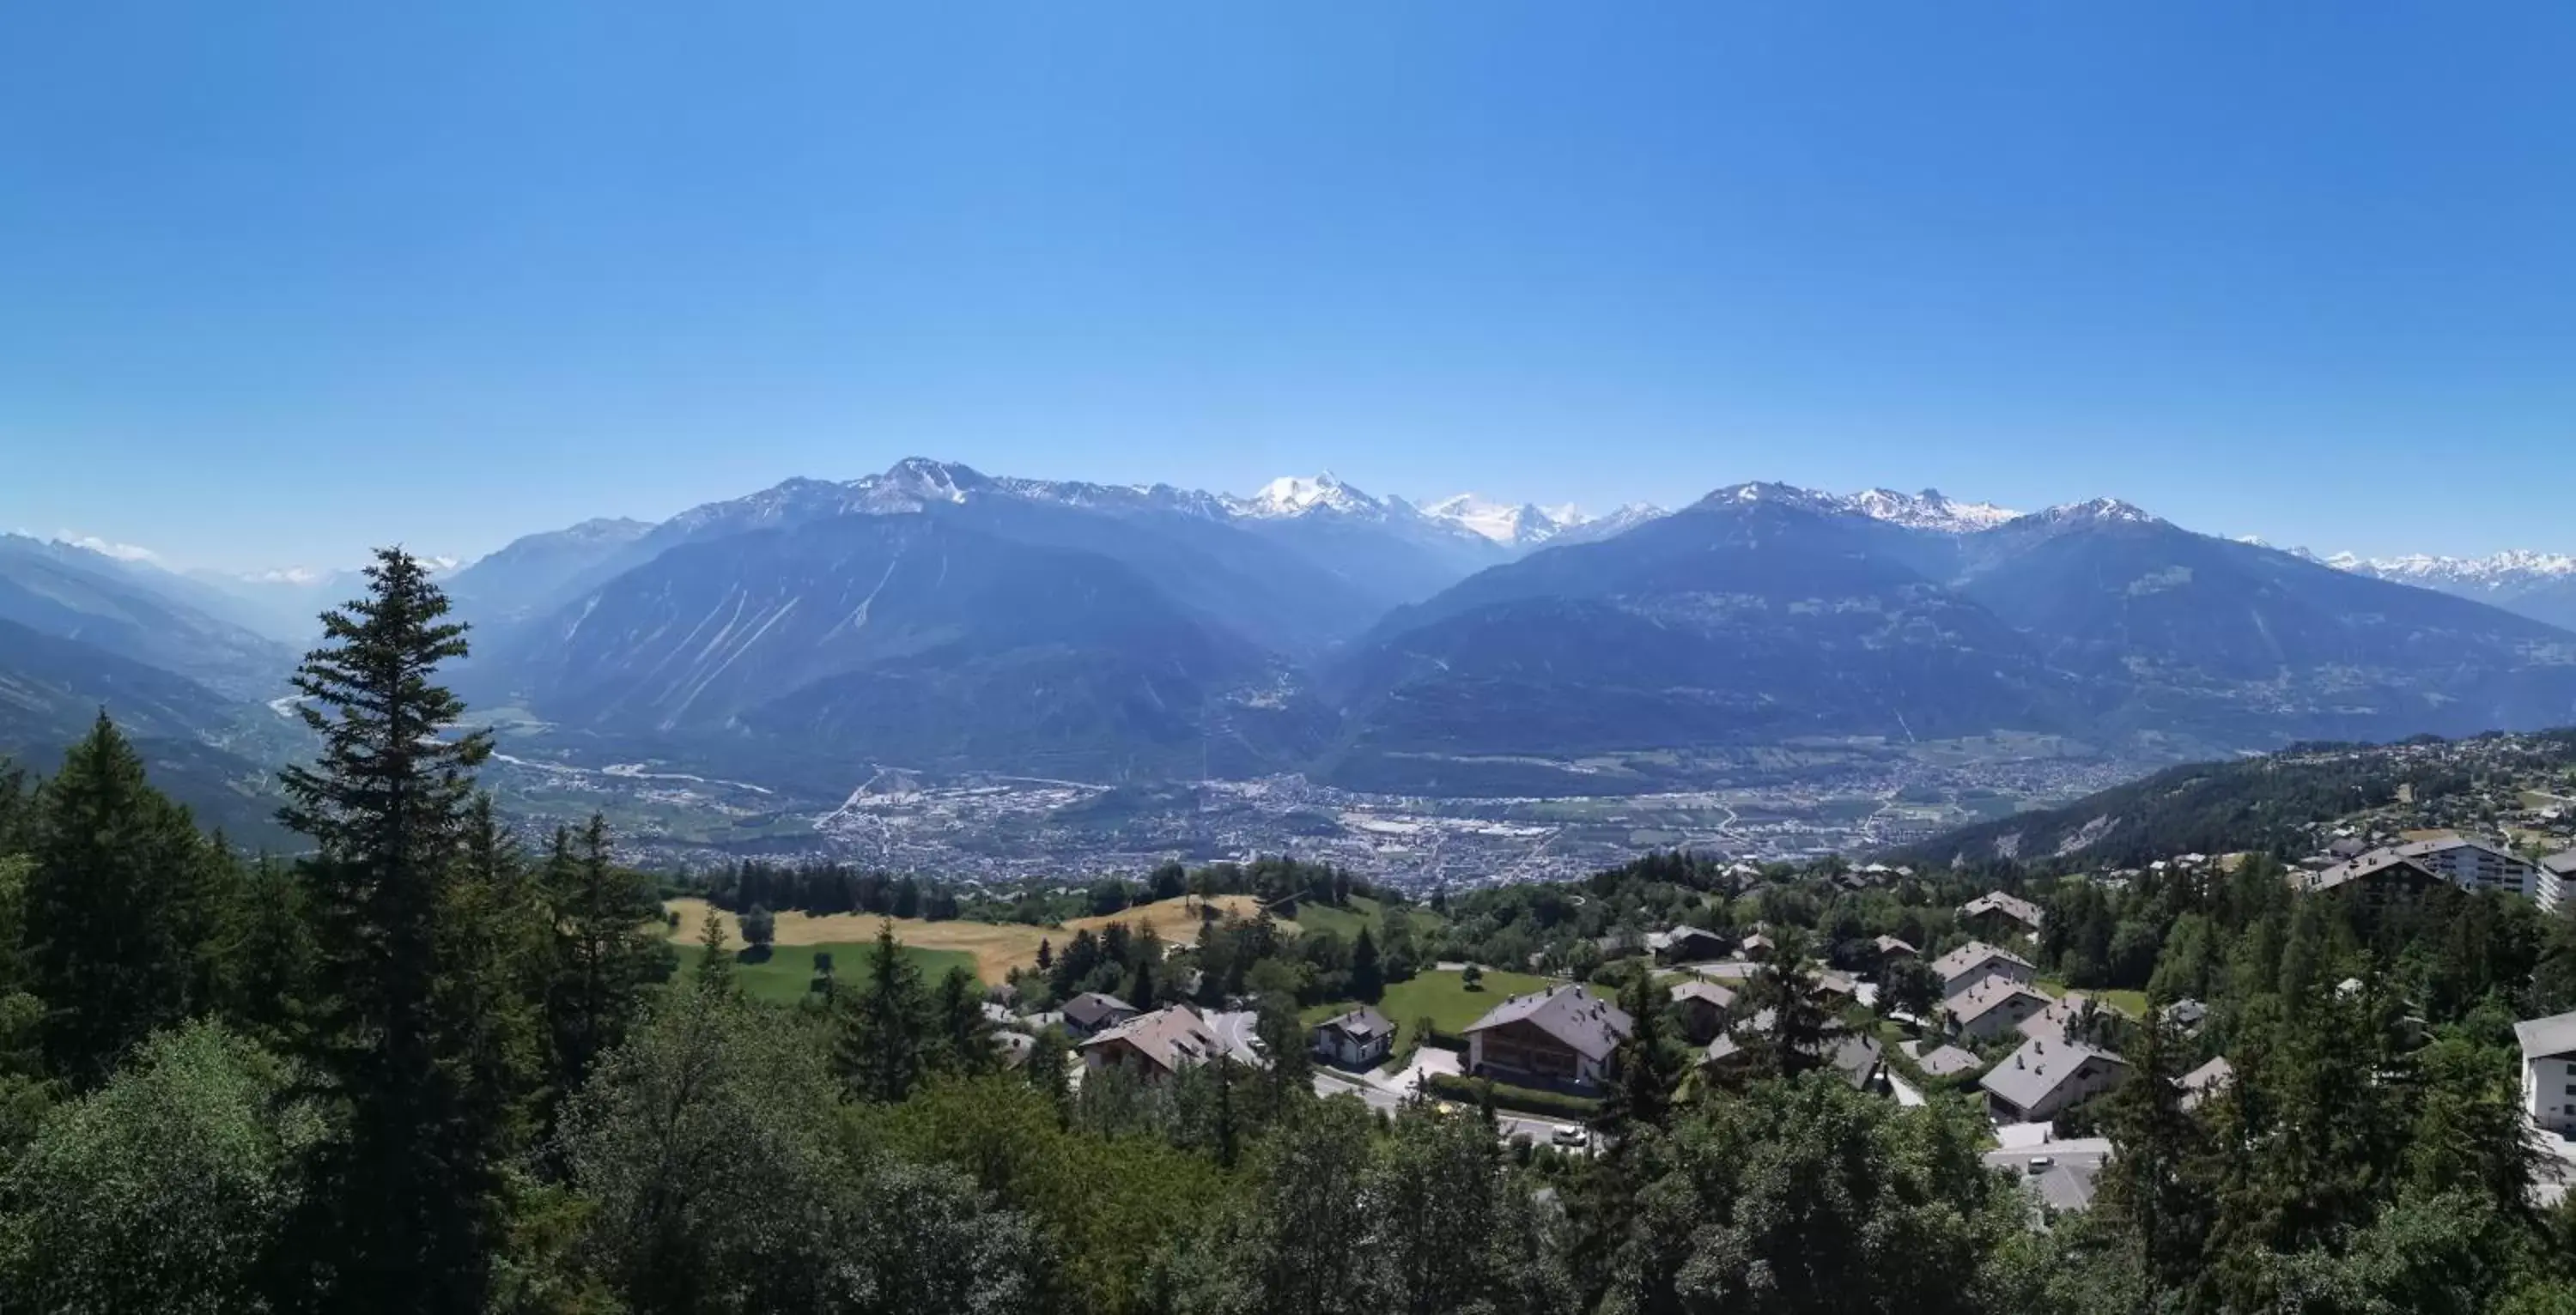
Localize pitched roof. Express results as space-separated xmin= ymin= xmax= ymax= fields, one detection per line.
xmin=1082 ymin=1004 xmax=1225 ymax=1073
xmin=1669 ymin=980 xmax=1736 ymax=1009
xmin=1913 ymin=1044 xmax=1984 ymax=1078
xmin=1463 ymin=984 xmax=1633 ymax=1062
xmin=1929 ymin=940 xmax=2035 ymax=985
xmin=1064 ymin=991 xmax=1137 ymax=1028
xmin=2300 ymin=847 xmax=2442 ymax=894
xmin=2517 ymin=1009 xmax=2576 ymax=1062
xmin=2016 ymin=991 xmax=2093 ymax=1044
xmin=1646 ymin=926 xmax=1730 ymax=954
xmin=1961 ymin=891 xmax=2044 ymax=927
xmin=1315 ymin=1006 xmax=1394 ymax=1041
xmin=1947 ymin=976 xmax=2052 ymax=1026
xmin=2543 ymin=849 xmax=2576 ymax=877
xmin=1978 ymin=1035 xmax=2129 ymax=1115
xmin=2178 ymin=1055 xmax=2234 ymax=1111
xmin=1873 ymin=936 xmax=1918 ymax=956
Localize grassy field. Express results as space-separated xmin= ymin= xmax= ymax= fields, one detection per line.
xmin=1303 ymin=967 xmax=1607 ymax=1056
xmin=672 ymin=940 xmax=976 ymax=1005
xmin=2036 ymin=978 xmax=2151 ymax=1020
xmin=1282 ymin=895 xmax=1444 ymax=942
xmin=665 ymin=894 xmax=1266 ymax=983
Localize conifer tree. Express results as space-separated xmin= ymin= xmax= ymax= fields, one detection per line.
xmin=274 ymin=547 xmax=508 ymax=1313
xmin=26 ymin=712 xmax=218 ymax=1088
xmin=692 ymin=905 xmax=736 ymax=996
xmin=932 ymin=965 xmax=997 ymax=1076
xmin=1595 ymin=969 xmax=1680 ymax=1140
xmin=540 ymin=814 xmax=668 ymax=1100
xmin=1351 ymin=925 xmax=1385 ymax=1004
xmin=835 ymin=919 xmax=929 ymax=1102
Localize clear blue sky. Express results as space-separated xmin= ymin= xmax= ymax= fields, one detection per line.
xmin=4 ymin=2 xmax=2572 ymax=571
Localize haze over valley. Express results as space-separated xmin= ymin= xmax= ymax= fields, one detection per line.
xmin=12 ymin=458 xmax=2576 ymax=884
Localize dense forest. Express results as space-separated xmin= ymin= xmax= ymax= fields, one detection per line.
xmin=4 ymin=548 xmax=2576 ymax=1312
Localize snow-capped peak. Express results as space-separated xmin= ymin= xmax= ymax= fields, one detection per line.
xmin=2026 ymin=497 xmax=2162 ymax=527
xmin=1421 ymin=493 xmax=1579 ymax=547
xmin=1239 ymin=473 xmax=1377 ymax=518
xmin=2331 ymin=549 xmax=2576 ymax=586
xmin=1844 ymin=488 xmax=2019 ymax=533
xmin=1694 ymin=482 xmax=2018 ymax=533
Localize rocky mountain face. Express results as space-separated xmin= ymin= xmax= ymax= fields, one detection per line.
xmin=444 ymin=518 xmax=653 ymax=621
xmin=486 ymin=512 xmax=1335 ymax=789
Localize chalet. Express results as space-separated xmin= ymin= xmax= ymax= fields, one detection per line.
xmin=1959 ymin=891 xmax=2045 ymax=937
xmin=2296 ymin=848 xmax=2445 ymax=900
xmin=1871 ymin=935 xmax=1919 ymax=964
xmin=2162 ymin=998 xmax=2209 ymax=1033
xmin=1646 ymin=926 xmax=1732 ymax=964
xmin=1813 ymin=969 xmax=1859 ymax=1005
xmin=1062 ymin=991 xmax=1139 ymax=1038
xmin=2177 ymin=1056 xmax=2233 ymax=1112
xmin=1668 ymin=979 xmax=1736 ymax=1044
xmin=1929 ymin=941 xmax=2037 ymax=1000
xmin=1463 ymin=984 xmax=1633 ymax=1091
xmin=1740 ymin=933 xmax=1777 ymax=960
xmin=2015 ymin=991 xmax=2095 ymax=1045
xmin=2516 ymin=1009 xmax=2576 ymax=1138
xmin=1946 ymin=977 xmax=2054 ymax=1043
xmin=1906 ymin=1042 xmax=1984 ymax=1079
xmin=1082 ymin=1005 xmax=1226 ymax=1082
xmin=1979 ymin=1035 xmax=2130 ymax=1124
xmin=1311 ymin=1007 xmax=1396 ymax=1070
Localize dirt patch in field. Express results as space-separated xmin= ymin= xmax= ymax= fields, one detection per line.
xmin=663 ymin=894 xmax=1267 ymax=982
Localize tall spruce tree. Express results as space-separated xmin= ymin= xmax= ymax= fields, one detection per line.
xmin=540 ymin=814 xmax=668 ymax=1100
xmin=26 ymin=712 xmax=221 ymax=1088
xmin=835 ymin=919 xmax=929 ymax=1102
xmin=275 ymin=547 xmax=510 ymax=1313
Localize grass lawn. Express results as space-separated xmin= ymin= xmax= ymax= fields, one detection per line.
xmin=673 ymin=940 xmax=977 ymax=1005
xmin=2036 ymin=978 xmax=2151 ymax=1020
xmin=1303 ymin=967 xmax=1607 ymax=1056
xmin=1283 ymin=895 xmax=1444 ymax=942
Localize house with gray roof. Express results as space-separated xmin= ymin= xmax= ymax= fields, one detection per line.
xmin=1960 ymin=891 xmax=2044 ymax=937
xmin=1311 ymin=1006 xmax=1396 ymax=1070
xmin=1062 ymin=991 xmax=1139 ymax=1038
xmin=1464 ymin=984 xmax=1633 ymax=1091
xmin=1979 ymin=1035 xmax=2131 ymax=1124
xmin=2178 ymin=1055 xmax=2233 ymax=1112
xmin=1646 ymin=926 xmax=1733 ymax=963
xmin=1704 ymin=1012 xmax=1886 ymax=1093
xmin=1901 ymin=1039 xmax=1985 ymax=1079
xmin=1668 ymin=979 xmax=1737 ymax=1044
xmin=1947 ymin=977 xmax=2054 ymax=1042
xmin=1929 ymin=941 xmax=2036 ymax=1001
xmin=1082 ymin=1004 xmax=1245 ymax=1082
xmin=2016 ymin=991 xmax=2098 ymax=1045
xmin=2517 ymin=1009 xmax=2576 ymax=1137
xmin=1984 ymin=1137 xmax=2113 ymax=1217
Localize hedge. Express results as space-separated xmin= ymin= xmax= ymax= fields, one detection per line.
xmin=1423 ymin=1072 xmax=1602 ymax=1121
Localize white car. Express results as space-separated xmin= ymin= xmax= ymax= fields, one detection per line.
xmin=1551 ymin=1124 xmax=1589 ymax=1148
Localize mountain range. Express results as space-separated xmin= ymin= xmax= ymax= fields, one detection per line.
xmin=9 ymin=460 xmax=2576 ymax=814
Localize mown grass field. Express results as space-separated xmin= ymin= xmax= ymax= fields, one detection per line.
xmin=1280 ymin=894 xmax=1443 ymax=942
xmin=672 ymin=939 xmax=978 ymax=1004
xmin=1303 ymin=967 xmax=1608 ymax=1057
xmin=664 ymin=894 xmax=1264 ymax=983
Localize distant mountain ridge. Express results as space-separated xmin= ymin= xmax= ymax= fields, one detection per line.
xmin=2328 ymin=550 xmax=2576 ymax=632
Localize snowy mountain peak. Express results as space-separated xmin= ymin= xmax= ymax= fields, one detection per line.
xmin=2028 ymin=497 xmax=2163 ymax=528
xmin=1241 ymin=473 xmax=1376 ymax=518
xmin=2333 ymin=549 xmax=2576 ymax=586
xmin=1421 ymin=493 xmax=1578 ymax=547
xmin=1845 ymin=488 xmax=2019 ymax=533
xmin=1697 ymin=482 xmax=2018 ymax=533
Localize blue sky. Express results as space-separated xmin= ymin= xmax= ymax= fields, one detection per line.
xmin=4 ymin=3 xmax=2572 ymax=571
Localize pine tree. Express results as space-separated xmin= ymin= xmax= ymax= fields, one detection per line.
xmin=274 ymin=547 xmax=508 ymax=1313
xmin=1595 ymin=970 xmax=1680 ymax=1140
xmin=835 ymin=919 xmax=929 ymax=1102
xmin=1351 ymin=926 xmax=1385 ymax=1004
xmin=540 ymin=815 xmax=668 ymax=1100
xmin=692 ymin=905 xmax=736 ymax=996
xmin=25 ymin=712 xmax=220 ymax=1088
xmin=932 ymin=965 xmax=997 ymax=1076
xmin=2094 ymin=1009 xmax=2213 ymax=1294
